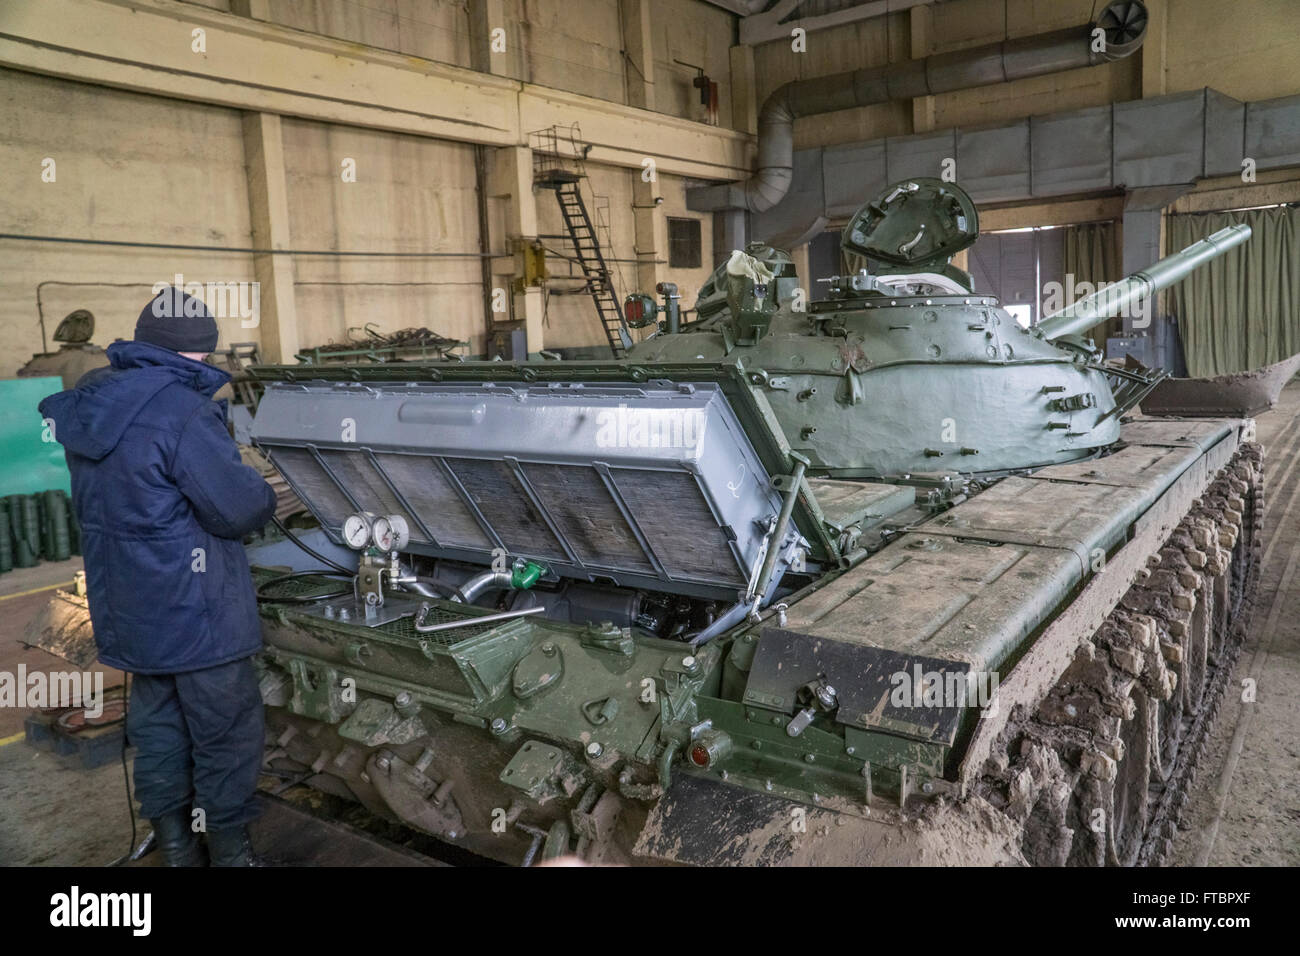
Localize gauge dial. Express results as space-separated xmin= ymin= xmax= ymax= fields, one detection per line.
xmin=371 ymin=514 xmax=410 ymax=551
xmin=342 ymin=512 xmax=373 ymax=550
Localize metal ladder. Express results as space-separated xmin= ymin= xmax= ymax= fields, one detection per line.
xmin=530 ymin=125 xmax=632 ymax=357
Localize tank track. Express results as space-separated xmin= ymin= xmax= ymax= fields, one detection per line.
xmin=976 ymin=442 xmax=1263 ymax=866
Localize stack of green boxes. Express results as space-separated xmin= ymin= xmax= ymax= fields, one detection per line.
xmin=0 ymin=375 xmax=77 ymax=575
xmin=0 ymin=490 xmax=80 ymax=573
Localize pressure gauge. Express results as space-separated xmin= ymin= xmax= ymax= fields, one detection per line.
xmin=371 ymin=514 xmax=410 ymax=552
xmin=342 ymin=512 xmax=374 ymax=550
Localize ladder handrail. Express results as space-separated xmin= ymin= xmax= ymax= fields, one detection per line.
xmin=530 ymin=123 xmax=633 ymax=356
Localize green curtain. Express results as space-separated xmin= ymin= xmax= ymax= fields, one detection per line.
xmin=1062 ymin=221 xmax=1121 ymax=344
xmin=1166 ymin=206 xmax=1300 ymax=377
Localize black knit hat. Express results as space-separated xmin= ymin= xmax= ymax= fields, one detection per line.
xmin=134 ymin=287 xmax=219 ymax=353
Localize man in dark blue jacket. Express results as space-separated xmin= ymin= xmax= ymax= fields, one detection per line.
xmin=40 ymin=288 xmax=277 ymax=866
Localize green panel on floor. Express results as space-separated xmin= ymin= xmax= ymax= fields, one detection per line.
xmin=0 ymin=377 xmax=71 ymax=497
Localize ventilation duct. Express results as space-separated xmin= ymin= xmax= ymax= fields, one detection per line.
xmin=688 ymin=0 xmax=1148 ymax=214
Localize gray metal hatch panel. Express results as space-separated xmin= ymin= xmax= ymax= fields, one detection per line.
xmin=804 ymin=479 xmax=915 ymax=534
xmin=746 ymin=629 xmax=971 ymax=745
xmin=251 ymin=380 xmax=784 ymax=600
xmin=780 ymin=530 xmax=1081 ymax=674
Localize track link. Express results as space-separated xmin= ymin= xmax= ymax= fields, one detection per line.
xmin=977 ymin=443 xmax=1264 ymax=866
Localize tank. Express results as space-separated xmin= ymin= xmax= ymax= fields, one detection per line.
xmin=18 ymin=309 xmax=109 ymax=390
xmin=245 ymin=178 xmax=1263 ymax=866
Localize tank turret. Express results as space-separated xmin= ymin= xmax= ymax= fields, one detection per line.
xmin=625 ymin=178 xmax=1250 ymax=480
xmin=18 ymin=308 xmax=108 ymax=389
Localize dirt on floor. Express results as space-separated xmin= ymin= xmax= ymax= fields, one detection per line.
xmin=0 ymin=560 xmax=136 ymax=866
xmin=1171 ymin=383 xmax=1300 ymax=865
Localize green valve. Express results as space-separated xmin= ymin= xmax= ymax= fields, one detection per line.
xmin=511 ymin=561 xmax=547 ymax=590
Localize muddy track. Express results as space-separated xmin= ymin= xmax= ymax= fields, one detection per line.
xmin=978 ymin=443 xmax=1264 ymax=866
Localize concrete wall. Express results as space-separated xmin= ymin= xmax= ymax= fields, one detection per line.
xmin=0 ymin=67 xmax=255 ymax=379
xmin=925 ymin=0 xmax=1139 ymax=132
xmin=651 ymin=174 xmax=717 ymax=313
xmin=280 ymin=117 xmax=487 ymax=355
xmin=750 ymin=2 xmax=1138 ymax=151
xmin=268 ymin=0 xmax=473 ymax=68
xmin=652 ymin=0 xmax=736 ymax=126
xmin=0 ymin=57 xmax=709 ymax=367
xmin=509 ymin=0 xmax=627 ymax=104
xmin=0 ymin=64 xmax=494 ymax=375
xmin=8 ymin=0 xmax=1298 ymax=367
xmin=198 ymin=0 xmax=736 ymax=127
xmin=1163 ymin=0 xmax=1300 ymax=102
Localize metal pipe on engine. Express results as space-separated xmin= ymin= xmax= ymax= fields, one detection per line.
xmin=454 ymin=570 xmax=515 ymax=603
xmin=413 ymin=604 xmax=545 ymax=633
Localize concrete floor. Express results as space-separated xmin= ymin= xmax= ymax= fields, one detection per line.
xmin=3 ymin=389 xmax=1300 ymax=867
xmin=1173 ymin=383 xmax=1300 ymax=865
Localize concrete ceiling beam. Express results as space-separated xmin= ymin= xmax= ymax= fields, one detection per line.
xmin=737 ymin=0 xmax=935 ymax=47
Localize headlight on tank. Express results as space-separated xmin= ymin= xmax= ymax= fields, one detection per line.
xmin=686 ymin=729 xmax=733 ymax=770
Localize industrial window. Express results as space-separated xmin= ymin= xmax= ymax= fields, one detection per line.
xmin=668 ymin=218 xmax=702 ymax=268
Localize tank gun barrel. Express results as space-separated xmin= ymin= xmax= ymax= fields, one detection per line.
xmin=1034 ymin=223 xmax=1251 ymax=342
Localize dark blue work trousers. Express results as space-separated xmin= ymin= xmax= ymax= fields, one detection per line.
xmin=126 ymin=656 xmax=264 ymax=830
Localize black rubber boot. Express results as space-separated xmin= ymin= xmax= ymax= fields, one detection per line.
xmin=206 ymin=825 xmax=262 ymax=867
xmin=150 ymin=809 xmax=206 ymax=867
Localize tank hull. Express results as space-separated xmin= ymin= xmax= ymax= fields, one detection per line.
xmin=253 ymin=409 xmax=1260 ymax=866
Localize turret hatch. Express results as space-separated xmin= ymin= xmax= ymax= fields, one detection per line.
xmin=842 ymin=177 xmax=979 ymax=271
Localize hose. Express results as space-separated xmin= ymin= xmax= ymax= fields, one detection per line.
xmin=256 ymin=569 xmax=352 ymax=604
xmin=269 ymin=515 xmax=354 ymax=575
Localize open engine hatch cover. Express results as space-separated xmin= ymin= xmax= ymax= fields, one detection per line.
xmin=251 ymin=380 xmax=786 ymax=602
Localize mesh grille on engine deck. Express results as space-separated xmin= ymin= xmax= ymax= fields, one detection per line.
xmin=251 ymin=380 xmax=782 ymax=602
xmin=263 ymin=447 xmax=745 ymax=588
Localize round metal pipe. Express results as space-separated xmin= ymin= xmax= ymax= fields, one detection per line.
xmin=414 ymin=605 xmax=545 ymax=633
xmin=453 ymin=569 xmax=515 ymax=603
xmin=690 ymin=2 xmax=1148 ymax=214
